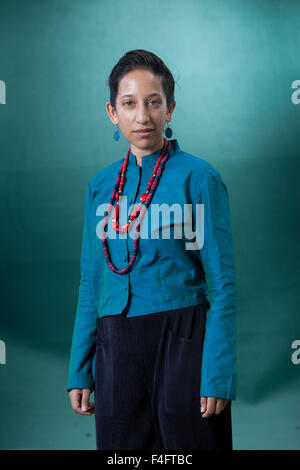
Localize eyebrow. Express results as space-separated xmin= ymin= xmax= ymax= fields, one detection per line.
xmin=120 ymin=93 xmax=162 ymax=99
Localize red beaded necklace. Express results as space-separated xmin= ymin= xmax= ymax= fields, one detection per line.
xmin=100 ymin=137 xmax=172 ymax=274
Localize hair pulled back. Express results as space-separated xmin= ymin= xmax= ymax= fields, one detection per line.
xmin=107 ymin=49 xmax=175 ymax=111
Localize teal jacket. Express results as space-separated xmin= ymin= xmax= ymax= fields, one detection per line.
xmin=66 ymin=139 xmax=238 ymax=399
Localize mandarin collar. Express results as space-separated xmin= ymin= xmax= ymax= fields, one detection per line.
xmin=127 ymin=139 xmax=180 ymax=171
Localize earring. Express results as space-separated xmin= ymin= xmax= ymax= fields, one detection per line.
xmin=164 ymin=121 xmax=173 ymax=138
xmin=114 ymin=123 xmax=120 ymax=141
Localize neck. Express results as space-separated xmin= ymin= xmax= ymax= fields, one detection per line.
xmin=130 ymin=137 xmax=164 ymax=167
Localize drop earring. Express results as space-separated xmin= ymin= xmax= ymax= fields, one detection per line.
xmin=114 ymin=123 xmax=120 ymax=141
xmin=164 ymin=121 xmax=173 ymax=138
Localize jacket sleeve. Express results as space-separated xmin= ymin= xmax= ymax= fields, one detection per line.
xmin=196 ymin=170 xmax=238 ymax=400
xmin=66 ymin=182 xmax=98 ymax=393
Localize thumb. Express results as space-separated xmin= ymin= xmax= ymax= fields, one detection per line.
xmin=81 ymin=389 xmax=90 ymax=412
xmin=200 ymin=396 xmax=207 ymax=413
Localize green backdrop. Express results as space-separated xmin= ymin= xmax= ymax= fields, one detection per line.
xmin=0 ymin=0 xmax=299 ymax=450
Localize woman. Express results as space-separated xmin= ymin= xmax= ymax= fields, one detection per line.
xmin=66 ymin=49 xmax=238 ymax=451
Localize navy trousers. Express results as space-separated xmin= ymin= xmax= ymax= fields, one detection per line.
xmin=94 ymin=302 xmax=233 ymax=450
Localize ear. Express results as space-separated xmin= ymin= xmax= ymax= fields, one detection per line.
xmin=166 ymin=100 xmax=176 ymax=121
xmin=105 ymin=101 xmax=118 ymax=125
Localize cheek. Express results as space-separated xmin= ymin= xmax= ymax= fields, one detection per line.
xmin=118 ymin=116 xmax=133 ymax=128
xmin=151 ymin=110 xmax=164 ymax=120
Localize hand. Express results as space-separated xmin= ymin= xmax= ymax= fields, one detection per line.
xmin=200 ymin=396 xmax=230 ymax=418
xmin=69 ymin=388 xmax=95 ymax=415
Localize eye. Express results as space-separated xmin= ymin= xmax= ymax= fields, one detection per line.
xmin=122 ymin=100 xmax=161 ymax=107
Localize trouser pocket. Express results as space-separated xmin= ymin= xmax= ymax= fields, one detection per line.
xmin=162 ymin=305 xmax=206 ymax=414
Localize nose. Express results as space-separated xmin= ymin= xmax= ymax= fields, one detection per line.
xmin=136 ymin=103 xmax=150 ymax=123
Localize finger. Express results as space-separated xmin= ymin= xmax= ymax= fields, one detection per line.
xmin=200 ymin=396 xmax=207 ymax=413
xmin=80 ymin=389 xmax=95 ymax=415
xmin=201 ymin=397 xmax=216 ymax=418
xmin=70 ymin=389 xmax=93 ymax=415
xmin=81 ymin=389 xmax=91 ymax=412
xmin=87 ymin=401 xmax=95 ymax=412
xmin=70 ymin=389 xmax=82 ymax=411
xmin=86 ymin=402 xmax=95 ymax=415
xmin=215 ymin=399 xmax=225 ymax=415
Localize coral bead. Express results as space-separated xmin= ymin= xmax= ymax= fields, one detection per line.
xmin=121 ymin=222 xmax=130 ymax=232
xmin=113 ymin=204 xmax=119 ymax=220
xmin=131 ymin=207 xmax=140 ymax=219
xmin=103 ymin=138 xmax=171 ymax=274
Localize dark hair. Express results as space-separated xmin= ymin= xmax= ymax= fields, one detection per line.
xmin=107 ymin=49 xmax=175 ymax=111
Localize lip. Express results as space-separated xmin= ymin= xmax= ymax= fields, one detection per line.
xmin=134 ymin=129 xmax=154 ymax=136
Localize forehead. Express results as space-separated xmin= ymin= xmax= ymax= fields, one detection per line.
xmin=118 ymin=69 xmax=163 ymax=96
